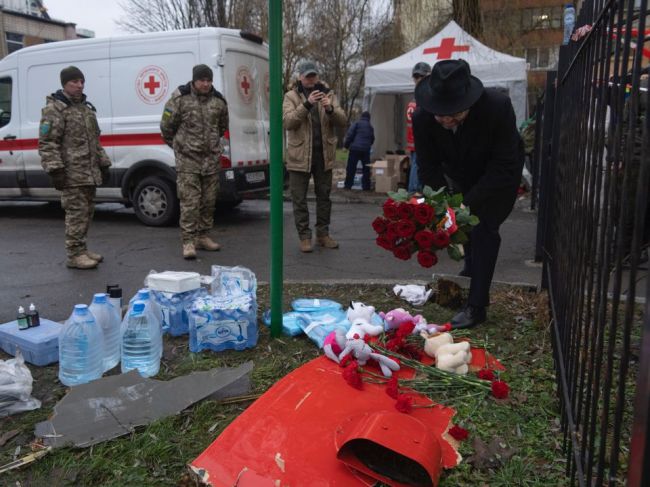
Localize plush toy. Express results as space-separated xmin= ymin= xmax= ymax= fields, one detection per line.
xmin=344 ymin=301 xmax=384 ymax=339
xmin=323 ymin=328 xmax=346 ymax=363
xmin=338 ymin=335 xmax=400 ymax=378
xmin=421 ymin=332 xmax=472 ymax=375
xmin=380 ymin=308 xmax=449 ymax=334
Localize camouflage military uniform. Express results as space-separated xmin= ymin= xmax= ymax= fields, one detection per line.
xmin=160 ymin=82 xmax=229 ymax=244
xmin=38 ymin=90 xmax=111 ymax=258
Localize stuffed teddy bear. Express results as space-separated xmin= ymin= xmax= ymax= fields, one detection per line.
xmin=338 ymin=334 xmax=400 ymax=378
xmin=421 ymin=332 xmax=472 ymax=375
xmin=345 ymin=301 xmax=384 ymax=339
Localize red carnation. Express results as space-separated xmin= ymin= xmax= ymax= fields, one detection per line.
xmin=440 ymin=322 xmax=452 ymax=332
xmin=383 ymin=200 xmax=399 ymax=220
xmin=397 ymin=203 xmax=414 ymax=220
xmin=417 ymin=250 xmax=438 ymax=268
xmin=342 ymin=362 xmax=363 ymax=390
xmin=393 ymin=243 xmax=412 ymax=261
xmin=491 ymin=380 xmax=510 ymax=399
xmin=395 ymin=394 xmax=413 ymax=414
xmin=448 ymin=425 xmax=469 ymax=441
xmin=414 ymin=202 xmax=435 ymax=225
xmin=385 ymin=336 xmax=403 ymax=351
xmin=385 ymin=377 xmax=399 ymax=399
xmin=372 ymin=217 xmax=388 ymax=234
xmin=414 ymin=230 xmax=435 ymax=249
xmin=396 ymin=320 xmax=415 ymax=338
xmin=478 ymin=368 xmax=495 ymax=381
xmin=395 ymin=219 xmax=416 ymax=238
xmin=432 ymin=230 xmax=451 ymax=248
xmin=376 ymin=235 xmax=395 ymax=251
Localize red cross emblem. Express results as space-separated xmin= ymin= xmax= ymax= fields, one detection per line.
xmin=423 ymin=37 xmax=470 ymax=59
xmin=144 ymin=75 xmax=160 ymax=95
xmin=240 ymin=76 xmax=251 ymax=95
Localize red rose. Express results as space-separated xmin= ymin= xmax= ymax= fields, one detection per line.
xmin=397 ymin=203 xmax=415 ymax=220
xmin=393 ymin=243 xmax=412 ymax=261
xmin=386 ymin=222 xmax=400 ymax=241
xmin=372 ymin=217 xmax=388 ymax=234
xmin=414 ymin=202 xmax=434 ymax=225
xmin=395 ymin=219 xmax=416 ymax=238
xmin=342 ymin=362 xmax=363 ymax=390
xmin=396 ymin=320 xmax=415 ymax=338
xmin=385 ymin=377 xmax=399 ymax=399
xmin=491 ymin=380 xmax=510 ymax=399
xmin=395 ymin=394 xmax=413 ymax=413
xmin=376 ymin=235 xmax=395 ymax=251
xmin=414 ymin=230 xmax=435 ymax=249
xmin=448 ymin=425 xmax=469 ymax=441
xmin=417 ymin=250 xmax=438 ymax=268
xmin=478 ymin=369 xmax=495 ymax=381
xmin=383 ymin=200 xmax=399 ymax=220
xmin=432 ymin=230 xmax=451 ymax=248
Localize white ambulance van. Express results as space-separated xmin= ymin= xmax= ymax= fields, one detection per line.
xmin=0 ymin=28 xmax=270 ymax=225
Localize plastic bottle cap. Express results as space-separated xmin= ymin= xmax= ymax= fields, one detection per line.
xmin=29 ymin=303 xmax=36 ymax=311
xmin=138 ymin=289 xmax=150 ymax=299
xmin=107 ymin=285 xmax=122 ymax=298
xmin=75 ymin=304 xmax=88 ymax=311
xmin=18 ymin=305 xmax=25 ymax=313
xmin=93 ymin=293 xmax=108 ymax=303
xmin=133 ymin=301 xmax=146 ymax=313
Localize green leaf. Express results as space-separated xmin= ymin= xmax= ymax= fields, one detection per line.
xmin=449 ymin=193 xmax=464 ymax=208
xmin=422 ymin=185 xmax=436 ymax=198
xmin=387 ymin=189 xmax=408 ymax=202
xmin=468 ymin=215 xmax=480 ymax=226
xmin=447 ymin=244 xmax=464 ymax=261
xmin=451 ymin=230 xmax=468 ymax=244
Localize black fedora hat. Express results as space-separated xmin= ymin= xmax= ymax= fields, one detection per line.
xmin=415 ymin=59 xmax=484 ymax=115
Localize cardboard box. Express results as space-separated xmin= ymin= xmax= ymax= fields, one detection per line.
xmin=374 ymin=174 xmax=399 ymax=194
xmin=384 ymin=155 xmax=410 ymax=184
xmin=371 ymin=160 xmax=395 ymax=178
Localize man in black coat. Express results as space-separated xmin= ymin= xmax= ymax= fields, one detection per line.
xmin=413 ymin=59 xmax=524 ymax=329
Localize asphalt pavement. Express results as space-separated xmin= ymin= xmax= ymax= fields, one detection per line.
xmin=0 ymin=190 xmax=541 ymax=323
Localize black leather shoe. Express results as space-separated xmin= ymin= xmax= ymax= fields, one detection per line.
xmin=451 ymin=305 xmax=487 ymax=329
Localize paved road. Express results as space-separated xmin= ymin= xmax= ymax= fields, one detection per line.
xmin=0 ymin=193 xmax=541 ymax=322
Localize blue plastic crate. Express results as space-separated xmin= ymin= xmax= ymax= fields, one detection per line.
xmin=0 ymin=318 xmax=62 ymax=366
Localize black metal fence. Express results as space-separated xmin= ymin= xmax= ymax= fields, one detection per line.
xmin=536 ymin=0 xmax=649 ymax=485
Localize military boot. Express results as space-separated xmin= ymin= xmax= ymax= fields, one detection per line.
xmin=317 ymin=235 xmax=339 ymax=249
xmin=183 ymin=243 xmax=197 ymax=260
xmin=300 ymin=239 xmax=313 ymax=253
xmin=84 ymin=250 xmax=103 ymax=262
xmin=66 ymin=254 xmax=99 ymax=269
xmin=196 ymin=236 xmax=221 ymax=251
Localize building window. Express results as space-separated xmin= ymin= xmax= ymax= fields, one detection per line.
xmin=6 ymin=33 xmax=24 ymax=54
xmin=522 ymin=6 xmax=564 ymax=31
xmin=525 ymin=47 xmax=560 ymax=70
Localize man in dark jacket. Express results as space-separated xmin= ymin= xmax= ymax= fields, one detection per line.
xmin=413 ymin=59 xmax=524 ymax=329
xmin=343 ymin=111 xmax=375 ymax=190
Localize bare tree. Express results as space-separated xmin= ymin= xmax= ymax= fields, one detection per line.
xmin=452 ymin=0 xmax=483 ymax=38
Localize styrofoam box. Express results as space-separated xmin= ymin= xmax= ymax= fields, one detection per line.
xmin=146 ymin=271 xmax=201 ymax=293
xmin=0 ymin=318 xmax=62 ymax=366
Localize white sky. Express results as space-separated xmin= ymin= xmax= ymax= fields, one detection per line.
xmin=44 ymin=0 xmax=125 ymax=38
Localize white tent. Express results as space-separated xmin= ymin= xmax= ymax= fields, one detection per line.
xmin=364 ymin=21 xmax=527 ymax=157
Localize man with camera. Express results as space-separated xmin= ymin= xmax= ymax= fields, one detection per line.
xmin=282 ymin=61 xmax=347 ymax=253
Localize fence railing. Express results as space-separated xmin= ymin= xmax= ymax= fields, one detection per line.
xmin=536 ymin=0 xmax=650 ymax=485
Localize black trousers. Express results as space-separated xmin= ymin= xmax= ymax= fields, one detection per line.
xmin=462 ymin=193 xmax=518 ymax=307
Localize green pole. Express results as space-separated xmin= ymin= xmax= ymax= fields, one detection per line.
xmin=269 ymin=0 xmax=283 ymax=338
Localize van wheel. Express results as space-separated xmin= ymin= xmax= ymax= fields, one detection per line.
xmin=133 ymin=176 xmax=178 ymax=226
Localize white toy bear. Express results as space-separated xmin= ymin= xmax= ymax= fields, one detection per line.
xmin=421 ymin=332 xmax=472 ymax=375
xmin=345 ymin=301 xmax=384 ymax=339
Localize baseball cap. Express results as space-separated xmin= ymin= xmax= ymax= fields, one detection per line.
xmin=298 ymin=61 xmax=319 ymax=77
xmin=412 ymin=62 xmax=432 ymax=77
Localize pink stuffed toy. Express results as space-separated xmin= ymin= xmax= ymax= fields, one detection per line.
xmin=379 ymin=307 xmax=449 ymax=334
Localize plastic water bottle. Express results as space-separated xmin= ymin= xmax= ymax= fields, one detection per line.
xmin=59 ymin=304 xmax=104 ymax=386
xmin=563 ymin=4 xmax=576 ymax=45
xmin=89 ymin=293 xmax=121 ymax=372
xmin=129 ymin=288 xmax=163 ymax=358
xmin=121 ymin=301 xmax=161 ymax=377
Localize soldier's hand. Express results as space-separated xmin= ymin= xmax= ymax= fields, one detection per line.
xmin=49 ymin=169 xmax=66 ymax=191
xmin=100 ymin=167 xmax=110 ymax=185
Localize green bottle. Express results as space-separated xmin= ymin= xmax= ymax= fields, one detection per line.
xmin=17 ymin=306 xmax=29 ymax=330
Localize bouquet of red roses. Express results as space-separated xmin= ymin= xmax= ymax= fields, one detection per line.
xmin=372 ymin=186 xmax=479 ymax=268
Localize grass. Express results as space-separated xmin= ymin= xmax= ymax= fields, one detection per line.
xmin=0 ymin=283 xmax=568 ymax=486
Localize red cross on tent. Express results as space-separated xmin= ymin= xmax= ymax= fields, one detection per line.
xmin=423 ymin=37 xmax=470 ymax=60
xmin=144 ymin=75 xmax=160 ymax=95
xmin=240 ymin=76 xmax=251 ymax=95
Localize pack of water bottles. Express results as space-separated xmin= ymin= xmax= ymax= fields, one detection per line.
xmin=188 ymin=266 xmax=258 ymax=353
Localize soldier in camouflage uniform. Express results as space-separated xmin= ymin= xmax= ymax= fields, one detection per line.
xmin=160 ymin=64 xmax=229 ymax=259
xmin=38 ymin=66 xmax=111 ymax=270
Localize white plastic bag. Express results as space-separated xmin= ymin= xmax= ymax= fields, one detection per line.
xmin=0 ymin=349 xmax=41 ymax=417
